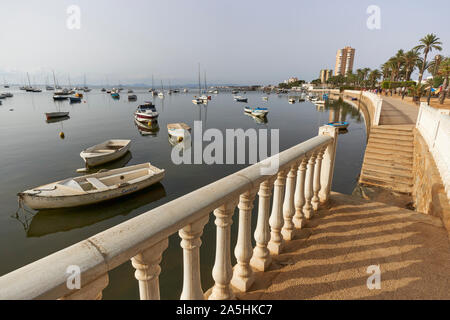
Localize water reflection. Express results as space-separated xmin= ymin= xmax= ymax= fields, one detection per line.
xmin=134 ymin=119 xmax=160 ymax=136
xmin=244 ymin=112 xmax=268 ymax=125
xmin=14 ymin=183 xmax=166 ymax=238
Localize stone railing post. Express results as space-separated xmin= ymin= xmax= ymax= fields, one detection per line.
xmin=179 ymin=216 xmax=209 ymax=300
xmin=250 ymin=179 xmax=275 ymax=272
xmin=268 ymin=170 xmax=287 ymax=254
xmin=281 ymin=164 xmax=298 ymax=240
xmin=231 ymin=189 xmax=258 ymax=292
xmin=293 ymin=157 xmax=307 ymax=228
xmin=318 ymin=125 xmax=338 ymax=204
xmin=303 ymin=153 xmax=317 ymax=219
xmin=209 ymin=202 xmax=238 ymax=300
xmin=131 ymin=239 xmax=168 ymax=300
xmin=312 ymin=147 xmax=325 ymax=211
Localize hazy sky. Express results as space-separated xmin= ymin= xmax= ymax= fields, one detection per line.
xmin=0 ymin=0 xmax=448 ymax=85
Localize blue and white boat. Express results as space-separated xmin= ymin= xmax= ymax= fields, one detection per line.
xmin=251 ymin=107 xmax=269 ymax=117
xmin=327 ymin=121 xmax=349 ymax=129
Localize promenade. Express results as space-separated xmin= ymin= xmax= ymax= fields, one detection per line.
xmin=237 ymin=192 xmax=450 ymax=300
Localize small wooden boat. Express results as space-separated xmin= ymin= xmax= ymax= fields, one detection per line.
xmin=288 ymin=98 xmax=296 ymax=104
xmin=128 ymin=89 xmax=134 ymax=93
xmin=128 ymin=94 xmax=137 ymax=101
xmin=327 ymin=121 xmax=349 ymax=129
xmin=167 ymin=123 xmax=191 ymax=143
xmin=111 ymin=92 xmax=120 ymax=99
xmin=80 ymin=139 xmax=131 ymax=168
xmin=251 ymin=107 xmax=269 ymax=117
xmin=192 ymin=98 xmax=203 ymax=104
xmin=18 ymin=163 xmax=165 ymax=209
xmin=134 ymin=103 xmax=159 ymax=121
xmin=45 ymin=112 xmax=69 ymax=120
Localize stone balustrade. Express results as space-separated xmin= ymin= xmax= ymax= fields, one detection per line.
xmin=0 ymin=125 xmax=338 ymax=300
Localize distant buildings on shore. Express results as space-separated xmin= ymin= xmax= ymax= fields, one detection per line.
xmin=320 ymin=69 xmax=333 ymax=83
xmin=334 ymin=46 xmax=355 ymax=76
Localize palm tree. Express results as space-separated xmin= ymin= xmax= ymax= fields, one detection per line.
xmin=381 ymin=62 xmax=392 ymax=80
xmin=414 ymin=34 xmax=443 ymax=85
xmin=368 ymin=69 xmax=382 ymax=88
xmin=438 ymin=57 xmax=450 ymax=104
xmin=428 ymin=54 xmax=443 ymax=77
xmin=403 ymin=49 xmax=420 ymax=81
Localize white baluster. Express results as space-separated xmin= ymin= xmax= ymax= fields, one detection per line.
xmin=179 ymin=216 xmax=209 ymax=300
xmin=250 ymin=179 xmax=274 ymax=271
xmin=303 ymin=153 xmax=317 ymax=219
xmin=281 ymin=164 xmax=297 ymax=241
xmin=268 ymin=170 xmax=287 ymax=255
xmin=318 ymin=125 xmax=338 ymax=204
xmin=209 ymin=202 xmax=238 ymax=300
xmin=312 ymin=147 xmax=325 ymax=211
xmin=131 ymin=238 xmax=168 ymax=300
xmin=294 ymin=158 xmax=307 ymax=228
xmin=231 ymin=189 xmax=258 ymax=292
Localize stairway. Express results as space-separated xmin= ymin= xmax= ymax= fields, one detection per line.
xmin=359 ymin=125 xmax=414 ymax=193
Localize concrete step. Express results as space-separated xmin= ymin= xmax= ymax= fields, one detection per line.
xmin=361 ymin=168 xmax=413 ymax=184
xmin=364 ymin=152 xmax=413 ymax=165
xmin=359 ymin=175 xmax=413 ymax=194
xmin=362 ymin=163 xmax=412 ymax=178
xmin=367 ymin=141 xmax=414 ymax=153
xmin=363 ymin=157 xmax=413 ymax=171
xmin=371 ymin=128 xmax=414 ymax=137
xmin=369 ymin=137 xmax=414 ymax=147
xmin=370 ymin=132 xmax=414 ymax=142
xmin=375 ymin=124 xmax=414 ymax=131
xmin=365 ymin=146 xmax=413 ymax=158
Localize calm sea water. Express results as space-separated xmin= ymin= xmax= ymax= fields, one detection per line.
xmin=0 ymin=89 xmax=366 ymax=299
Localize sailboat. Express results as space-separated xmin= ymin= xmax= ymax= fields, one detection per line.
xmin=158 ymin=80 xmax=165 ymax=98
xmin=48 ymin=72 xmax=70 ymax=118
xmin=193 ymin=64 xmax=207 ymax=104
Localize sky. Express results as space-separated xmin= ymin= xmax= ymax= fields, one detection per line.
xmin=0 ymin=0 xmax=448 ymax=86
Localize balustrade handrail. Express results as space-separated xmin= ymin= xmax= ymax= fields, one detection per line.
xmin=0 ymin=128 xmax=337 ymax=300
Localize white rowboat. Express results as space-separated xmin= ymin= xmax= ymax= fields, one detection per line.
xmin=80 ymin=139 xmax=131 ymax=168
xmin=18 ymin=163 xmax=165 ymax=209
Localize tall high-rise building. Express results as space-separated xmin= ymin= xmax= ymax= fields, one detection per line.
xmin=320 ymin=69 xmax=333 ymax=83
xmin=334 ymin=46 xmax=355 ymax=76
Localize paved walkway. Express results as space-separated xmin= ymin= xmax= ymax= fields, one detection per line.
xmin=236 ymin=192 xmax=450 ymax=300
xmin=379 ymin=96 xmax=419 ymax=125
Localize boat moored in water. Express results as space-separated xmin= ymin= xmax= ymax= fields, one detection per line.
xmin=80 ymin=139 xmax=131 ymax=168
xmin=327 ymin=121 xmax=349 ymax=129
xmin=45 ymin=112 xmax=70 ymax=120
xmin=18 ymin=163 xmax=165 ymax=209
xmin=134 ymin=102 xmax=159 ymax=121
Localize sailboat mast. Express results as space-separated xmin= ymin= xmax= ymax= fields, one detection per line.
xmin=27 ymin=72 xmax=31 ymax=87
xmin=204 ymin=71 xmax=207 ymax=93
xmin=152 ymin=75 xmax=154 ymax=90
xmin=198 ymin=63 xmax=201 ymax=96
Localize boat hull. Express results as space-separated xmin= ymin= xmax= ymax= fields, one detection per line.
xmin=46 ymin=112 xmax=69 ymax=119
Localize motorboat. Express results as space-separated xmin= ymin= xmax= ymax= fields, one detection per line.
xmin=234 ymin=96 xmax=248 ymax=103
xmin=128 ymin=94 xmax=137 ymax=101
xmin=251 ymin=107 xmax=269 ymax=117
xmin=134 ymin=102 xmax=159 ymax=121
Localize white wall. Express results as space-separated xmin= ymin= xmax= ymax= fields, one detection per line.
xmin=416 ymin=103 xmax=450 ymax=199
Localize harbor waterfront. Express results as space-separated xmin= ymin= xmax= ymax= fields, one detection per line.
xmin=0 ymin=89 xmax=366 ymax=299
